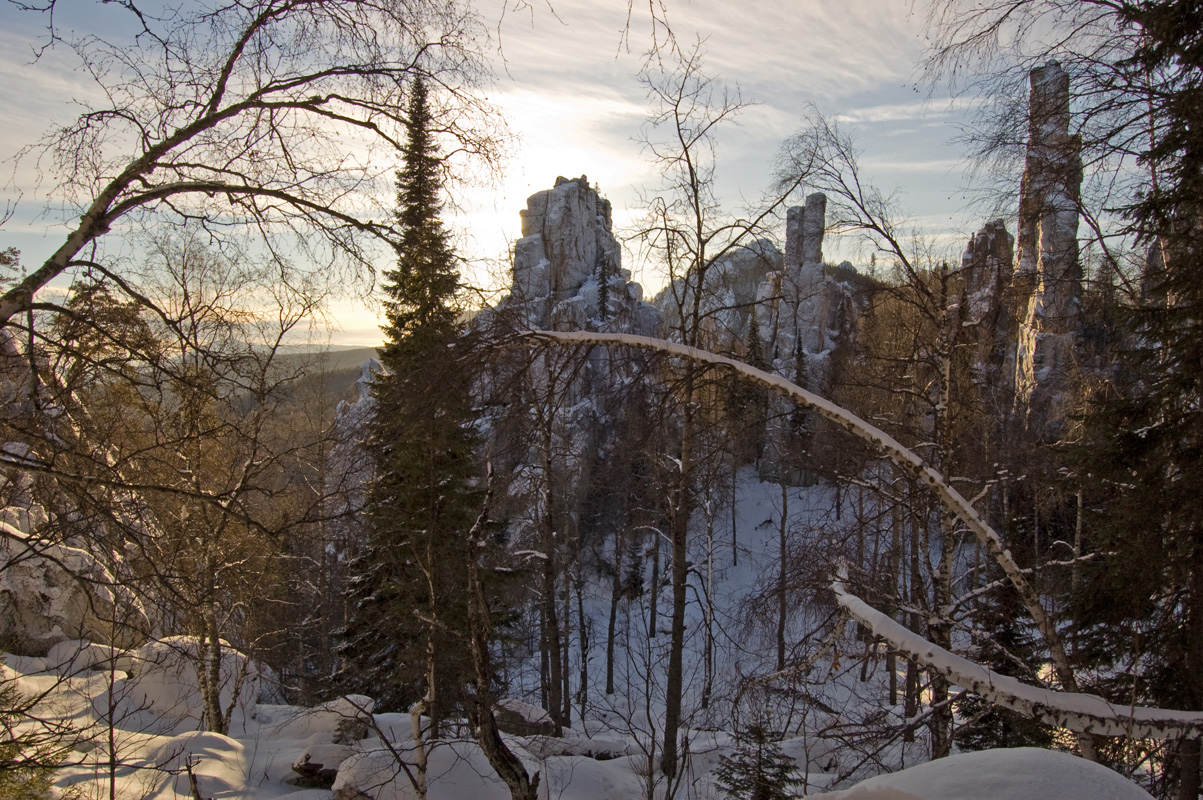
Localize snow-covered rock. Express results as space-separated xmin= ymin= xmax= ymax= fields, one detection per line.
xmin=0 ymin=521 xmax=147 ymax=655
xmin=333 ymin=739 xmax=512 ymax=800
xmin=292 ymin=738 xmax=357 ymax=788
xmin=46 ymin=639 xmax=130 ymax=676
xmin=506 ymin=175 xmax=660 ymax=337
xmin=825 ymin=747 xmax=1152 ymax=800
xmin=264 ymin=694 xmax=376 ymax=741
xmin=123 ymin=636 xmax=259 ymax=731
xmin=143 ymin=730 xmax=250 ymax=798
xmin=496 ymin=698 xmax=556 ymax=736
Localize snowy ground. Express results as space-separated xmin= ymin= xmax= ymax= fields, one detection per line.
xmin=5 ymin=647 xmax=1154 ymax=800
xmin=4 ymin=470 xmax=1156 ymax=799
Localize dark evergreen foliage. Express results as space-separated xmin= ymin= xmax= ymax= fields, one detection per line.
xmin=1072 ymin=3 xmax=1203 ymax=795
xmin=0 ymin=675 xmax=63 ymax=800
xmin=954 ymin=568 xmax=1054 ymax=752
xmin=338 ymin=76 xmax=481 ymax=718
xmin=726 ymin=310 xmax=769 ymax=463
xmin=713 ymin=725 xmax=802 ymax=800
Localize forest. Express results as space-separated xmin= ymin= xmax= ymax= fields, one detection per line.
xmin=0 ymin=0 xmax=1201 ymax=799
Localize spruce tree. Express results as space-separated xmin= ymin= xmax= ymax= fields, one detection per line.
xmin=1072 ymin=4 xmax=1203 ymax=795
xmin=0 ymin=674 xmax=64 ymax=800
xmin=339 ymin=76 xmax=480 ymax=722
xmin=713 ymin=726 xmax=802 ymax=800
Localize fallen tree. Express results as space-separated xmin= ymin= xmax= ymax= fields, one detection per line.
xmin=832 ymin=574 xmax=1203 ymax=740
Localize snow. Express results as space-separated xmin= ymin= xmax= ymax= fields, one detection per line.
xmin=0 ymin=446 xmax=1158 ymax=800
xmin=14 ymin=639 xmax=1153 ymax=800
xmin=825 ymin=747 xmax=1153 ymax=800
xmin=123 ymin=637 xmax=260 ymax=732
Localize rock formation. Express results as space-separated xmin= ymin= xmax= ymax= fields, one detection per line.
xmin=1011 ymin=62 xmax=1084 ymax=437
xmin=961 ymin=218 xmax=1018 ymax=400
xmin=757 ymin=193 xmax=845 ymax=364
xmin=747 ymin=193 xmax=867 ymax=479
xmin=507 ymin=175 xmax=660 ymax=337
xmin=0 ymin=521 xmax=146 ymax=655
xmin=477 ymin=176 xmax=664 ymax=547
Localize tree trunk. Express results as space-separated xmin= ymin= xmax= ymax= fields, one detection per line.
xmin=731 ymin=462 xmax=739 ymax=567
xmin=606 ymin=528 xmax=622 ymax=695
xmin=576 ymin=564 xmax=588 ymax=721
xmin=466 ymin=474 xmax=540 ymax=800
xmin=929 ymin=511 xmax=955 ymax=759
xmin=1178 ymin=737 xmax=1200 ymax=800
xmin=650 ymin=528 xmax=661 ymax=638
xmin=562 ymin=555 xmax=572 ymax=727
xmin=702 ymin=500 xmax=714 ymax=710
xmin=777 ymin=479 xmax=789 ymax=672
xmin=660 ymin=402 xmax=694 ymax=780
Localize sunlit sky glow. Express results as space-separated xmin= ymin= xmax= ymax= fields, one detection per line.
xmin=0 ymin=0 xmax=996 ymax=347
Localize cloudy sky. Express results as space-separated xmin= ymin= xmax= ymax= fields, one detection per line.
xmin=0 ymin=0 xmax=992 ymax=346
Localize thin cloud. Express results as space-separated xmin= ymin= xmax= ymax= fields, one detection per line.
xmin=835 ymin=101 xmax=957 ymax=125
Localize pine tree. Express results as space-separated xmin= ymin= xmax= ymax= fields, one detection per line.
xmin=954 ymin=563 xmax=1054 ymax=753
xmin=0 ymin=673 xmax=63 ymax=800
xmin=339 ymin=76 xmax=480 ymax=722
xmin=713 ymin=725 xmax=802 ymax=800
xmin=1072 ymin=4 xmax=1203 ymax=796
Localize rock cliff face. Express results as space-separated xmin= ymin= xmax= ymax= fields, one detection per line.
xmin=756 ymin=193 xmax=855 ymax=375
xmin=508 ymin=175 xmax=660 ymax=337
xmin=961 ymin=218 xmax=1018 ymax=401
xmin=1012 ymin=62 xmax=1084 ymax=437
xmin=751 ymin=193 xmax=865 ymax=478
xmin=477 ymin=177 xmax=665 ymax=537
xmin=0 ymin=332 xmax=150 ymax=655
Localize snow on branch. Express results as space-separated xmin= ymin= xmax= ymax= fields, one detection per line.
xmin=832 ymin=575 xmax=1203 ymax=739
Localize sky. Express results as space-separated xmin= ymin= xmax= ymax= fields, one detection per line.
xmin=0 ymin=0 xmax=992 ymax=347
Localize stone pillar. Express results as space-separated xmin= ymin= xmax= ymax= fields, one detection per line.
xmin=1011 ymin=62 xmax=1083 ymax=438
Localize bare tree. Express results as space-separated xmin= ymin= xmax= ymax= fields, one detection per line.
xmin=633 ymin=36 xmax=806 ymax=781
xmin=1 ymin=0 xmax=501 ymax=328
xmin=517 ymin=329 xmax=1080 ymax=756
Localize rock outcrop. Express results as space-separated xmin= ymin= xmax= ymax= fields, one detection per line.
xmin=507 ymin=175 xmax=660 ymax=337
xmin=0 ymin=519 xmax=147 ymax=655
xmin=962 ymin=218 xmax=1018 ymax=399
xmin=752 ymin=193 xmax=866 ymax=479
xmin=756 ymin=193 xmax=847 ymax=366
xmin=477 ymin=176 xmax=666 ymax=563
xmin=1011 ymin=61 xmax=1084 ymax=437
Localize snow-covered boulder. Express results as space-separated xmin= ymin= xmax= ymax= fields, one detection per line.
xmin=496 ymin=698 xmax=556 ymax=737
xmin=280 ymin=695 xmax=376 ymax=788
xmin=264 ymin=694 xmax=376 ymax=741
xmin=124 ymin=637 xmax=259 ymax=731
xmin=0 ymin=521 xmax=148 ymax=655
xmin=45 ymin=639 xmax=131 ymax=676
xmin=333 ymin=740 xmax=513 ymax=800
xmin=825 ymin=747 xmax=1152 ymax=800
xmin=143 ymin=730 xmax=250 ymax=798
xmin=292 ymin=735 xmax=357 ymax=788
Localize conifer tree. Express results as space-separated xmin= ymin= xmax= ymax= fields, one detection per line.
xmin=726 ymin=310 xmax=768 ymax=463
xmin=713 ymin=725 xmax=802 ymax=800
xmin=339 ymin=76 xmax=480 ymax=723
xmin=0 ymin=673 xmax=64 ymax=800
xmin=1072 ymin=3 xmax=1203 ymax=795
